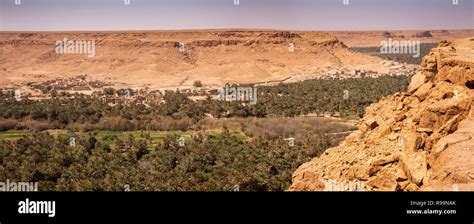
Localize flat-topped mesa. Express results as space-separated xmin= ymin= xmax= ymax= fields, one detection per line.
xmin=290 ymin=38 xmax=474 ymax=192
xmin=0 ymin=30 xmax=386 ymax=89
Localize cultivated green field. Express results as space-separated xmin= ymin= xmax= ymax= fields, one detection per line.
xmin=0 ymin=130 xmax=26 ymax=139
xmin=0 ymin=129 xmax=239 ymax=150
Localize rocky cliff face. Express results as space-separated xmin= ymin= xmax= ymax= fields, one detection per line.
xmin=290 ymin=38 xmax=474 ymax=191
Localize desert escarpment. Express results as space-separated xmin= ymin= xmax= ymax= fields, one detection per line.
xmin=1 ymin=30 xmax=392 ymax=89
xmin=290 ymin=38 xmax=474 ymax=191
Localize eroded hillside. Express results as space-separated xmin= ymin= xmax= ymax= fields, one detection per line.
xmin=0 ymin=30 xmax=391 ymax=89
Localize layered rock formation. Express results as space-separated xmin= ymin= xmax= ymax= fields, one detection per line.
xmin=290 ymin=38 xmax=474 ymax=191
xmin=0 ymin=30 xmax=388 ymax=89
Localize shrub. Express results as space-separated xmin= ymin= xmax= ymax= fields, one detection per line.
xmin=193 ymin=80 xmax=203 ymax=87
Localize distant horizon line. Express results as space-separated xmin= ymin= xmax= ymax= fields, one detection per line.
xmin=1 ymin=28 xmax=473 ymax=33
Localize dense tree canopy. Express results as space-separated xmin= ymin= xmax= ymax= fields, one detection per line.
xmin=0 ymin=76 xmax=410 ymax=132
xmin=0 ymin=132 xmax=332 ymax=191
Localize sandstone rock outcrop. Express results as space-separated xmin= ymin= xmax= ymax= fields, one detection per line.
xmin=290 ymin=38 xmax=474 ymax=191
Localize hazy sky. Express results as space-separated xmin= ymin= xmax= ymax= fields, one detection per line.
xmin=0 ymin=0 xmax=473 ymax=31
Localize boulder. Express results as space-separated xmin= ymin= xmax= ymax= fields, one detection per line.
xmin=403 ymin=134 xmax=426 ymax=152
xmin=416 ymin=128 xmax=433 ymax=134
xmin=407 ymin=73 xmax=426 ymax=93
xmin=413 ymin=82 xmax=433 ymax=101
xmin=395 ymin=113 xmax=407 ymax=122
xmin=405 ymin=183 xmax=420 ymax=191
xmin=395 ymin=168 xmax=408 ymax=182
xmin=400 ymin=151 xmax=428 ymax=186
xmin=370 ymin=154 xmax=400 ymax=166
xmin=366 ymin=172 xmax=398 ymax=191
